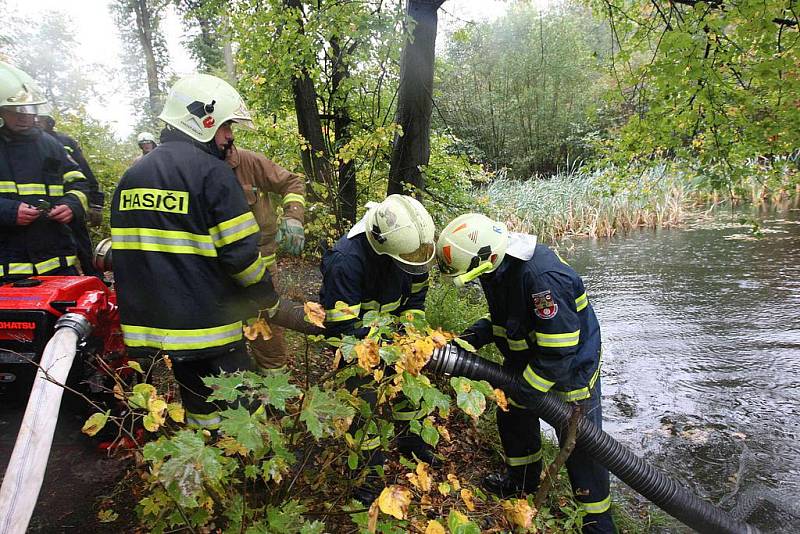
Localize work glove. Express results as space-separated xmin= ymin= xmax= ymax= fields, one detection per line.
xmin=276 ymin=218 xmax=305 ymax=255
xmin=88 ymin=205 xmax=103 ymax=227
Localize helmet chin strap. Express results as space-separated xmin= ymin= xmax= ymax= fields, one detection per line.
xmin=453 ymin=261 xmax=494 ymax=288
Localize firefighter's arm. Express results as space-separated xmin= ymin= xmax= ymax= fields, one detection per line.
xmin=397 ymin=272 xmax=429 ymax=320
xmin=69 ymin=141 xmax=104 ymax=207
xmin=0 ymin=198 xmax=23 ymax=226
xmin=521 ymin=271 xmax=581 ymax=394
xmin=320 ymin=250 xmax=369 ymax=342
xmin=252 ymin=153 xmax=306 ymax=224
xmin=54 ymin=149 xmax=89 ymax=222
xmin=460 ymin=315 xmax=494 ymax=350
xmin=207 ymin=167 xmax=280 ymax=313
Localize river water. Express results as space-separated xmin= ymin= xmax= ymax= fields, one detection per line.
xmin=563 ymin=206 xmax=800 ymax=532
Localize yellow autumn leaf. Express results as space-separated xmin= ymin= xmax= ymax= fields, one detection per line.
xmin=367 ymin=501 xmax=379 ymax=533
xmin=112 ymin=383 xmax=125 ymax=401
xmin=449 ymin=510 xmax=470 ymax=526
xmin=437 ymin=425 xmax=451 ymax=442
xmin=355 ymin=338 xmax=380 ymax=372
xmin=425 ymin=519 xmax=446 ymax=534
xmin=162 ymin=355 xmax=172 ymax=369
xmin=128 ymin=360 xmax=143 ymax=374
xmin=304 ymin=301 xmax=326 ymax=328
xmin=244 ymin=318 xmax=272 ymax=341
xmin=377 ymin=485 xmax=411 ymax=520
xmin=447 ymin=473 xmax=461 ymax=491
xmin=373 ymin=368 xmax=384 ymax=382
xmin=82 ymin=411 xmax=109 ymax=437
xmin=502 ymin=498 xmax=536 ymax=529
xmin=218 ymin=436 xmax=249 ymax=456
xmin=493 ymin=388 xmax=510 ymax=412
xmin=461 ymin=488 xmax=476 ymax=511
xmin=406 ymin=461 xmax=433 ymax=493
xmin=332 ymin=348 xmax=343 ymax=370
xmin=142 ymin=413 xmax=160 ymax=432
xmin=437 ymin=481 xmax=452 ymax=495
xmin=429 ymin=328 xmax=450 ymax=348
xmin=167 ymin=402 xmax=185 ymax=423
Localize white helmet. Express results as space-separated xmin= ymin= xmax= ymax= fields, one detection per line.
xmin=37 ymin=102 xmax=54 ymax=119
xmin=365 ymin=195 xmax=436 ymax=275
xmin=436 ymin=213 xmax=509 ymax=287
xmin=158 ymin=73 xmax=253 ymax=143
xmin=137 ymin=131 xmax=157 ymax=145
xmin=0 ymin=61 xmax=46 ymax=112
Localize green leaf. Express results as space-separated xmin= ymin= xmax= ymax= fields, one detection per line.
xmin=127 ymin=360 xmax=143 ymax=374
xmin=300 ymin=520 xmax=326 ymax=534
xmin=453 ymin=337 xmax=476 ymax=353
xmin=218 ymin=405 xmax=267 ymax=455
xmin=129 ymin=383 xmax=156 ymax=409
xmin=82 ymin=410 xmax=110 ymax=437
xmin=258 ymin=370 xmax=302 ymax=410
xmin=348 ymin=451 xmax=359 ymax=470
xmin=450 ymin=377 xmax=487 ymax=418
xmin=421 ymin=419 xmax=440 ymax=448
xmin=203 ymin=374 xmax=245 ymax=403
xmin=300 ymin=386 xmax=355 ymax=439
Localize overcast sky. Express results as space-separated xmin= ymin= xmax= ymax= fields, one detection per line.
xmin=8 ymin=0 xmax=514 ymax=139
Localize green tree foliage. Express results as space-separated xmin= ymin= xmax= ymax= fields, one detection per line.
xmin=437 ymin=1 xmax=613 ymax=178
xmin=591 ymin=0 xmax=800 ymax=191
xmin=173 ymin=0 xmax=228 ymax=74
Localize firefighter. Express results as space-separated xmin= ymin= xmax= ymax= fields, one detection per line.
xmin=136 ymin=131 xmax=157 ymax=157
xmin=435 ymin=213 xmax=616 ymax=534
xmin=222 ymin=140 xmax=306 ymax=370
xmin=110 ymin=73 xmax=281 ymax=430
xmin=37 ymin=104 xmax=104 ymax=278
xmin=319 ymin=194 xmax=436 ymax=500
xmin=0 ymin=62 xmax=90 ymax=283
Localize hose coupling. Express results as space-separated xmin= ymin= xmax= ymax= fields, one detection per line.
xmin=54 ymin=313 xmax=94 ymax=341
xmin=425 ymin=342 xmax=466 ymax=377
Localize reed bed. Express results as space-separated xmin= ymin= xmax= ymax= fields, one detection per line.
xmin=483 ymin=165 xmax=690 ymax=242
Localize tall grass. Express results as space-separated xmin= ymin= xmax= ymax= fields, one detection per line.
xmin=482 ymin=164 xmax=690 ymax=242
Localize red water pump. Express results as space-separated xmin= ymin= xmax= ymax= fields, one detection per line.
xmin=0 ymin=275 xmax=127 ymax=400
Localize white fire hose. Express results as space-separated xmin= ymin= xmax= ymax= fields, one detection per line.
xmin=0 ymin=314 xmax=92 ymax=534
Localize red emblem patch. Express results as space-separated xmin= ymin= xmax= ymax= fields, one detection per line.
xmin=203 ymin=116 xmax=215 ymax=128
xmin=532 ymin=290 xmax=558 ymax=320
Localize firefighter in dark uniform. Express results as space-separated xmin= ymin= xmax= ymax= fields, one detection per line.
xmin=436 ymin=213 xmax=616 ymax=534
xmin=320 ymin=194 xmax=436 ymax=500
xmin=0 ymin=62 xmax=90 ymax=283
xmin=110 ymin=73 xmax=281 ymax=429
xmin=37 ymin=104 xmax=104 ymax=278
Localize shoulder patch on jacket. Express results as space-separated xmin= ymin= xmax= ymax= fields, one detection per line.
xmin=532 ymin=289 xmax=558 ymax=320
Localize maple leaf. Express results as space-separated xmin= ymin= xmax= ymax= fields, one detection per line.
xmin=304 ymin=301 xmax=326 ymax=328
xmin=377 ymin=485 xmax=411 ymax=520
xmin=355 ymin=338 xmax=380 ymax=372
xmin=502 ymin=498 xmax=536 ymax=529
xmin=244 ymin=318 xmax=272 ymax=341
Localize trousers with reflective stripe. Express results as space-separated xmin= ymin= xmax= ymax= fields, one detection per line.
xmin=501 ymin=379 xmax=614 ymax=532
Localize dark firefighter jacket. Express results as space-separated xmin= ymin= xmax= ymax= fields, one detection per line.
xmin=464 ymin=233 xmax=602 ymax=402
xmin=110 ymin=130 xmax=279 ymax=361
xmin=0 ymin=127 xmax=89 ymax=278
xmin=49 ymin=130 xmax=104 ymax=207
xmin=320 ymin=224 xmax=429 ymax=345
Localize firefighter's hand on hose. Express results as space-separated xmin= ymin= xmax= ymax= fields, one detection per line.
xmin=48 ymin=204 xmax=74 ymax=224
xmin=16 ymin=203 xmax=40 ymax=225
xmin=276 ymin=218 xmax=305 ymax=255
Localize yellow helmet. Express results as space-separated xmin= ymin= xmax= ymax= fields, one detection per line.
xmin=158 ymin=73 xmax=253 ymax=142
xmin=436 ymin=213 xmax=509 ymax=287
xmin=365 ymin=195 xmax=436 ymax=275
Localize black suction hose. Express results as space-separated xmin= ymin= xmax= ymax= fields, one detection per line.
xmin=269 ymin=300 xmax=325 ymax=335
xmin=425 ymin=344 xmax=759 ymax=534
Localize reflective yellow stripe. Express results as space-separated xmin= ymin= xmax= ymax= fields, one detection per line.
xmin=382 ymin=297 xmax=402 ymax=313
xmin=121 ymin=321 xmax=243 ymax=350
xmin=17 ymin=183 xmax=47 ymax=195
xmin=263 ymin=253 xmax=276 ymax=268
xmin=326 ymin=303 xmax=361 ymax=322
xmin=492 ymin=324 xmax=529 ymax=351
xmin=209 ymin=212 xmax=259 ymax=247
xmin=63 ymin=170 xmax=86 ymax=183
xmin=523 ymin=365 xmax=555 ymax=393
xmin=506 ymin=450 xmax=543 ymax=466
xmin=0 ymin=181 xmax=17 ymax=193
xmin=111 ymin=227 xmax=217 ymax=256
xmin=8 ymin=263 xmax=34 ymax=275
xmin=66 ymin=189 xmax=89 ymax=212
xmin=282 ymin=193 xmax=305 ymax=206
xmin=362 ymin=300 xmax=379 ymax=311
xmin=535 ymin=330 xmax=580 ymax=348
xmin=556 ymin=360 xmax=602 ymax=402
xmin=0 ymin=266 xmax=3 ymax=277
xmin=63 ymin=145 xmax=74 ymax=154
xmin=411 ymin=279 xmax=429 ymax=293
xmin=186 ymin=411 xmax=222 ymax=430
xmin=582 ymin=496 xmax=611 ymax=514
xmin=233 ymin=255 xmax=268 ymax=287
xmin=575 ymin=292 xmax=588 ymax=312
xmin=48 ymin=185 xmax=64 ymax=196
xmin=34 ymin=255 xmax=76 ymax=274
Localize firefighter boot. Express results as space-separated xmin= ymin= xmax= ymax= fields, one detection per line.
xmin=396 ymin=433 xmax=441 ymax=466
xmin=483 ymin=468 xmax=538 ymax=498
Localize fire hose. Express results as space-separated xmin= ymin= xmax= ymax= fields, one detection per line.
xmin=424 ymin=343 xmax=759 ymax=534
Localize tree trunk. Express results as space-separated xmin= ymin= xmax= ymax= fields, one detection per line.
xmin=132 ymin=0 xmax=162 ymax=124
xmin=387 ymin=0 xmax=445 ymax=196
xmin=331 ymin=37 xmax=357 ymax=226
